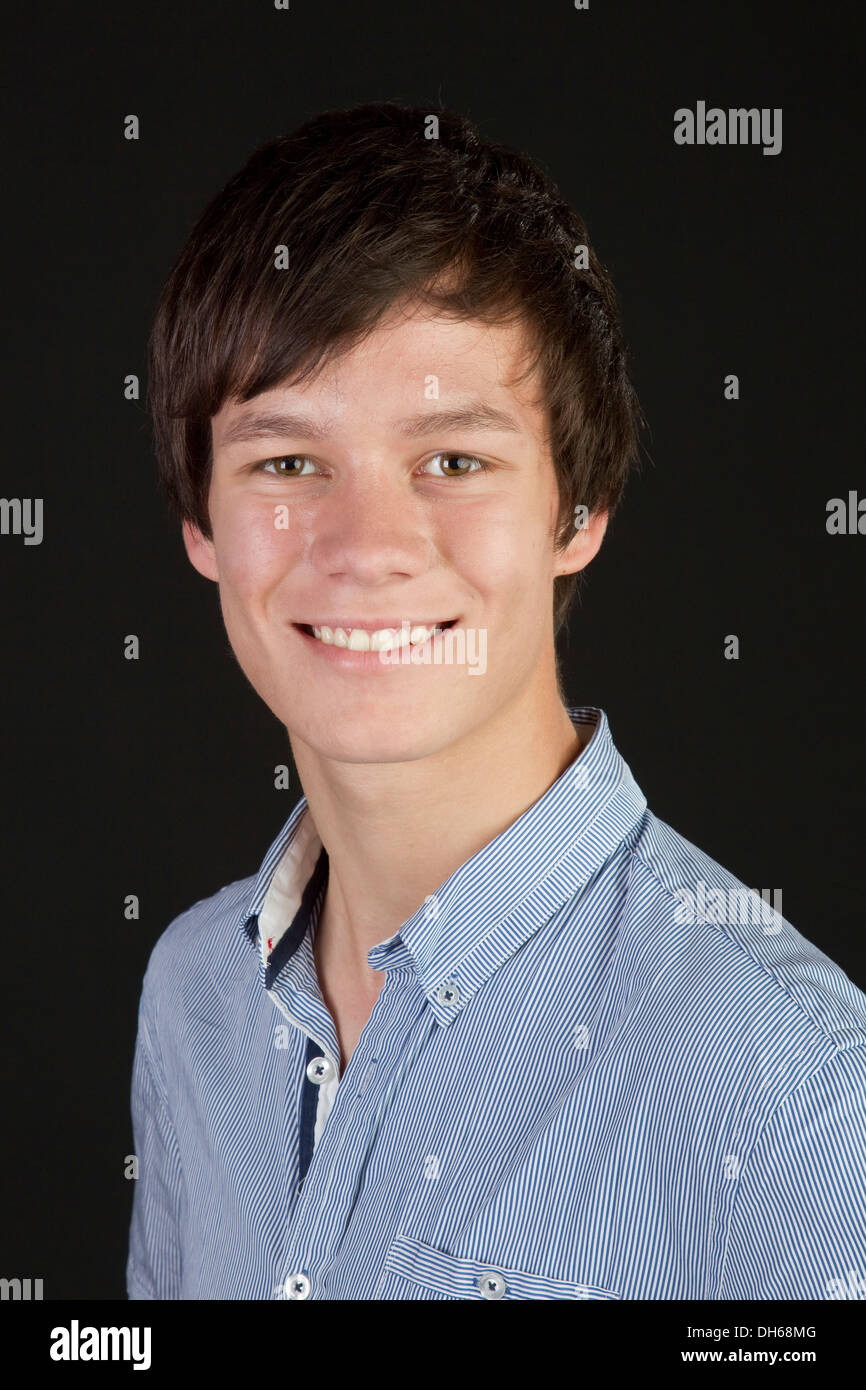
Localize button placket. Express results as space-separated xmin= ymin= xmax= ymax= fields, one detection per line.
xmin=288 ymin=974 xmax=424 ymax=1299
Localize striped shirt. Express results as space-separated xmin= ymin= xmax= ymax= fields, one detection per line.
xmin=126 ymin=704 xmax=866 ymax=1300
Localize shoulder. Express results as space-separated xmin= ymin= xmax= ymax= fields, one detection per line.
xmin=137 ymin=872 xmax=259 ymax=1018
xmin=614 ymin=810 xmax=866 ymax=1065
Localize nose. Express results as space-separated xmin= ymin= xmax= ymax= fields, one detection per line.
xmin=307 ymin=472 xmax=433 ymax=586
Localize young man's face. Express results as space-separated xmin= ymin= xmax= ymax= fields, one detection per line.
xmin=184 ymin=301 xmax=607 ymax=763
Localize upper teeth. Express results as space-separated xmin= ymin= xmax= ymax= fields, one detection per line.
xmin=311 ymin=624 xmax=445 ymax=651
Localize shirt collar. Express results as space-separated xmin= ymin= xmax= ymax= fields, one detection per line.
xmin=234 ymin=706 xmax=648 ymax=1027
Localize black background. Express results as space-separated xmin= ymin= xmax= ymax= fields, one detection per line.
xmin=1 ymin=0 xmax=862 ymax=1300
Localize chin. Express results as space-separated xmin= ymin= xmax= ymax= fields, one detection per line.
xmin=285 ymin=701 xmax=472 ymax=765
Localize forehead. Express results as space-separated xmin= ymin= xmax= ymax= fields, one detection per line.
xmin=211 ymin=303 xmax=546 ymax=443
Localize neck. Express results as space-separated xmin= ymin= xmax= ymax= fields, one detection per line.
xmin=290 ymin=674 xmax=583 ymax=984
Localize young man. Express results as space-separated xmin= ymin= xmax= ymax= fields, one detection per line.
xmin=127 ymin=101 xmax=866 ymax=1301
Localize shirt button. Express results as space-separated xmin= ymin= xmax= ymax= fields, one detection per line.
xmin=284 ymin=1272 xmax=311 ymax=1299
xmin=435 ymin=977 xmax=460 ymax=1006
xmin=306 ymin=1055 xmax=335 ymax=1085
xmin=477 ymin=1271 xmax=507 ymax=1300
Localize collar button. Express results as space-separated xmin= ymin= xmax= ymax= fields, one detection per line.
xmin=435 ymin=977 xmax=461 ymax=1007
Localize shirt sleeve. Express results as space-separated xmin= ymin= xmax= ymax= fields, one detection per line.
xmin=126 ymin=975 xmax=184 ymax=1300
xmin=718 ymin=1046 xmax=866 ymax=1299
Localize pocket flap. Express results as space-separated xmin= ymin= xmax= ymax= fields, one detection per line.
xmin=383 ymin=1234 xmax=622 ymax=1300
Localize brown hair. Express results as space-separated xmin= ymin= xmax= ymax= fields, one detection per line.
xmin=148 ymin=100 xmax=646 ymax=636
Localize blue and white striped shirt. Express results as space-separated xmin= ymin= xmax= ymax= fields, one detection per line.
xmin=126 ymin=705 xmax=866 ymax=1300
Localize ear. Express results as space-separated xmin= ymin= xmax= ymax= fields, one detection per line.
xmin=182 ymin=519 xmax=219 ymax=582
xmin=553 ymin=508 xmax=609 ymax=579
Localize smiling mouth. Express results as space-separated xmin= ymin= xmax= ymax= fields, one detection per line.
xmin=295 ymin=619 xmax=458 ymax=651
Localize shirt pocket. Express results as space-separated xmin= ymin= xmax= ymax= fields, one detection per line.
xmin=378 ymin=1233 xmax=623 ymax=1300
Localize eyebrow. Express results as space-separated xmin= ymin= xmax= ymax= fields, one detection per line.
xmin=219 ymin=401 xmax=523 ymax=447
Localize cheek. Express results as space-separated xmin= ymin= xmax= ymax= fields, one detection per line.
xmin=445 ymin=498 xmax=552 ymax=607
xmin=214 ymin=500 xmax=305 ymax=603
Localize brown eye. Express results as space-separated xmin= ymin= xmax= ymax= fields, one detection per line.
xmin=260 ymin=456 xmax=316 ymax=477
xmin=423 ymin=453 xmax=486 ymax=477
